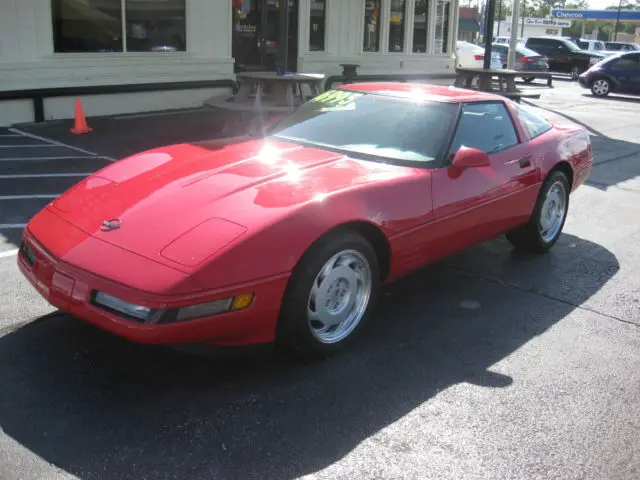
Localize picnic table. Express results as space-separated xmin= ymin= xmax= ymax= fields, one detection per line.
xmin=454 ymin=67 xmax=541 ymax=102
xmin=235 ymin=72 xmax=325 ymax=109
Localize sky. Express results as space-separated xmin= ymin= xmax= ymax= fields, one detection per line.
xmin=586 ymin=0 xmax=622 ymax=9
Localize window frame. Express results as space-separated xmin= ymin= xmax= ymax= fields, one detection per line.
xmin=51 ymin=0 xmax=187 ymax=54
xmin=307 ymin=0 xmax=328 ymax=53
xmin=387 ymin=0 xmax=409 ymax=54
xmin=362 ymin=0 xmax=383 ymax=53
xmin=444 ymin=100 xmax=522 ymax=164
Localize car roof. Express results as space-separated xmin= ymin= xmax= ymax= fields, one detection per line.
xmin=337 ymin=82 xmax=506 ymax=104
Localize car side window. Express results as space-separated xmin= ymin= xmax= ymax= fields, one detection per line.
xmin=611 ymin=56 xmax=639 ymax=70
xmin=449 ymin=102 xmax=519 ymax=157
xmin=514 ymin=104 xmax=552 ymax=139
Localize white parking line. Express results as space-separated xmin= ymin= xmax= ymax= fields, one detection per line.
xmin=0 ymin=173 xmax=91 ymax=179
xmin=0 ymin=224 xmax=26 ymax=229
xmin=0 ymin=195 xmax=58 ymax=200
xmin=0 ymin=249 xmax=19 ymax=259
xmin=0 ymin=156 xmax=113 ymax=161
xmin=115 ymin=107 xmax=205 ymax=120
xmin=9 ymin=127 xmax=115 ymax=159
xmin=0 ymin=144 xmax=51 ymax=148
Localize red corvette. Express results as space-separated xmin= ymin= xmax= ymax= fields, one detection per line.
xmin=18 ymin=83 xmax=593 ymax=357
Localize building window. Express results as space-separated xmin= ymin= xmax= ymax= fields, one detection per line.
xmin=309 ymin=0 xmax=326 ymax=51
xmin=363 ymin=0 xmax=381 ymax=52
xmin=412 ymin=0 xmax=429 ymax=53
xmin=388 ymin=0 xmax=407 ymax=52
xmin=434 ymin=0 xmax=450 ymax=54
xmin=51 ymin=0 xmax=186 ymax=53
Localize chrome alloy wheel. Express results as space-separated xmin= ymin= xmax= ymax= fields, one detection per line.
xmin=592 ymin=79 xmax=610 ymax=96
xmin=539 ymin=180 xmax=567 ymax=243
xmin=307 ymin=250 xmax=372 ymax=344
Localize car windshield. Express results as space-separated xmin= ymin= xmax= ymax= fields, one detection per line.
xmin=266 ymin=90 xmax=459 ymax=165
xmin=564 ymin=40 xmax=582 ymax=52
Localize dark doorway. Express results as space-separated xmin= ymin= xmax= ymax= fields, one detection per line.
xmin=232 ymin=0 xmax=298 ymax=73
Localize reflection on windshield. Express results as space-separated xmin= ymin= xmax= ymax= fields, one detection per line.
xmin=267 ymin=90 xmax=458 ymax=166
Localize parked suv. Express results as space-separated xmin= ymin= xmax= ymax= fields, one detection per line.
xmin=524 ymin=37 xmax=605 ymax=80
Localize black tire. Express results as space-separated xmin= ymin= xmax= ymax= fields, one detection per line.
xmin=590 ymin=77 xmax=611 ymax=97
xmin=276 ymin=231 xmax=381 ymax=359
xmin=522 ymin=76 xmax=535 ymax=83
xmin=505 ymin=171 xmax=570 ymax=253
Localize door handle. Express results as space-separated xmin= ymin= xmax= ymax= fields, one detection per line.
xmin=519 ymin=156 xmax=532 ymax=168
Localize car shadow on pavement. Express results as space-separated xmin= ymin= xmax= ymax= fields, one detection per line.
xmin=0 ymin=233 xmax=618 ymax=480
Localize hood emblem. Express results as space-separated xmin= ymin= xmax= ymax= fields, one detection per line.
xmin=101 ymin=219 xmax=121 ymax=232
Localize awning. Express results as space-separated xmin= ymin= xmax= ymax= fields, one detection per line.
xmin=459 ymin=18 xmax=480 ymax=33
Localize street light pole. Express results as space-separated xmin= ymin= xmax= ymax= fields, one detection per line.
xmin=497 ymin=0 xmax=502 ymax=36
xmin=507 ymin=0 xmax=521 ymax=70
xmin=483 ymin=0 xmax=497 ymax=69
xmin=614 ymin=0 xmax=623 ymax=42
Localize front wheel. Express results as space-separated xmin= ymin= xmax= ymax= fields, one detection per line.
xmin=505 ymin=171 xmax=570 ymax=253
xmin=591 ymin=78 xmax=611 ymax=97
xmin=276 ymin=231 xmax=381 ymax=358
xmin=522 ymin=76 xmax=535 ymax=83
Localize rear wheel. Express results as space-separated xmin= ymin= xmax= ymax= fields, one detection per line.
xmin=522 ymin=76 xmax=535 ymax=83
xmin=591 ymin=78 xmax=611 ymax=97
xmin=505 ymin=171 xmax=570 ymax=253
xmin=276 ymin=231 xmax=381 ymax=359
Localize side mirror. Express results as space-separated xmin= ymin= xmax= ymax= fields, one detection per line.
xmin=451 ymin=146 xmax=491 ymax=168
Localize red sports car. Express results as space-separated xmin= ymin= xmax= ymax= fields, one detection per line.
xmin=18 ymin=83 xmax=593 ymax=357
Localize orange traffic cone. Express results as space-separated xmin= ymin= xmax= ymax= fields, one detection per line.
xmin=70 ymin=98 xmax=93 ymax=134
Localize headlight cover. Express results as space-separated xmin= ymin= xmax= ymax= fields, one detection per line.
xmin=93 ymin=291 xmax=254 ymax=324
xmin=94 ymin=291 xmax=156 ymax=321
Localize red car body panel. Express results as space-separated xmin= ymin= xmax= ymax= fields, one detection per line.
xmin=18 ymin=83 xmax=593 ymax=347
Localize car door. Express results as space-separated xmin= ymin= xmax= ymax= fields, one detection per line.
xmin=551 ymin=40 xmax=572 ymax=72
xmin=608 ymin=54 xmax=640 ymax=93
xmin=427 ymin=101 xmax=538 ymax=261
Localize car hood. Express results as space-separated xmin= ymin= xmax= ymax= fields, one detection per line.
xmin=49 ymin=136 xmax=411 ymax=269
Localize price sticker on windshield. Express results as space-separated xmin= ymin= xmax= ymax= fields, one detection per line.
xmin=311 ymin=89 xmax=363 ymax=108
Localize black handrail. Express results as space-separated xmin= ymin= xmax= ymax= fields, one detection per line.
xmin=0 ymin=79 xmax=237 ymax=123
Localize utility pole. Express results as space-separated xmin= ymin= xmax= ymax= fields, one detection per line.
xmin=483 ymin=0 xmax=497 ymax=69
xmin=614 ymin=0 xmax=623 ymax=42
xmin=497 ymin=0 xmax=502 ymax=36
xmin=507 ymin=0 xmax=521 ymax=69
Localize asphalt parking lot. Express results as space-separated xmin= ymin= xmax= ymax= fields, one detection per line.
xmin=1 ymin=81 xmax=639 ymax=480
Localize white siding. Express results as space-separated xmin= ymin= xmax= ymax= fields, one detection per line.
xmin=0 ymin=0 xmax=458 ymax=125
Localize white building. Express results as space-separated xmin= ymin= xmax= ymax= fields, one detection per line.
xmin=0 ymin=0 xmax=460 ymax=127
xmin=493 ymin=16 xmax=572 ymax=42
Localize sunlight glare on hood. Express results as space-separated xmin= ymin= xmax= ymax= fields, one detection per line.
xmin=256 ymin=142 xmax=282 ymax=165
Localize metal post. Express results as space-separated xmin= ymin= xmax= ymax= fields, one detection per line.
xmin=507 ymin=0 xmax=521 ymax=70
xmin=497 ymin=0 xmax=502 ymax=36
xmin=520 ymin=0 xmax=525 ymax=38
xmin=277 ymin=0 xmax=290 ymax=75
xmin=614 ymin=0 xmax=623 ymax=42
xmin=483 ymin=0 xmax=497 ymax=69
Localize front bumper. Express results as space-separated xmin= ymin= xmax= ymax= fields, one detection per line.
xmin=18 ymin=228 xmax=288 ymax=347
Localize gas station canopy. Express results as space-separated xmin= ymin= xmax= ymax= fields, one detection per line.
xmin=551 ymin=9 xmax=640 ymax=22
